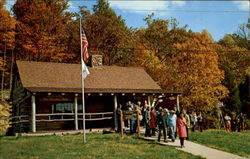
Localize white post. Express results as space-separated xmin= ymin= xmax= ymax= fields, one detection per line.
xmin=74 ymin=94 xmax=78 ymax=130
xmin=31 ymin=94 xmax=36 ymax=132
xmin=177 ymin=95 xmax=180 ymax=112
xmin=147 ymin=95 xmax=151 ymax=107
xmin=114 ymin=95 xmax=118 ymax=131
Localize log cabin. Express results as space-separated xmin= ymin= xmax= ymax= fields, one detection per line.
xmin=10 ymin=55 xmax=181 ymax=133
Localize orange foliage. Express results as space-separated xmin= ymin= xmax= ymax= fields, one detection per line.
xmin=137 ymin=30 xmax=228 ymax=111
xmin=216 ymin=36 xmax=250 ymax=85
xmin=0 ymin=0 xmax=16 ymax=49
xmin=13 ymin=0 xmax=73 ymax=62
xmin=170 ymin=32 xmax=228 ymax=110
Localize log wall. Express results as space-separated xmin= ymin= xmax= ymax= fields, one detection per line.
xmin=10 ymin=68 xmax=32 ymax=133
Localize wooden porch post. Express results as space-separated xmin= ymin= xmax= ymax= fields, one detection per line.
xmin=147 ymin=95 xmax=151 ymax=107
xmin=74 ymin=94 xmax=78 ymax=130
xmin=137 ymin=110 xmax=140 ymax=137
xmin=31 ymin=93 xmax=36 ymax=132
xmin=114 ymin=95 xmax=118 ymax=131
xmin=120 ymin=110 xmax=123 ymax=138
xmin=177 ymin=95 xmax=180 ymax=112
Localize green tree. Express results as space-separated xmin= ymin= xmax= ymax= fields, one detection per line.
xmin=235 ymin=22 xmax=250 ymax=50
xmin=137 ymin=14 xmax=189 ymax=60
xmin=216 ymin=34 xmax=250 ymax=112
xmin=223 ymin=71 xmax=242 ymax=112
xmin=217 ymin=34 xmax=249 ymax=85
xmin=239 ymin=74 xmax=250 ymax=117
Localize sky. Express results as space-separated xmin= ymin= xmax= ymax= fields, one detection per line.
xmin=4 ymin=0 xmax=250 ymax=41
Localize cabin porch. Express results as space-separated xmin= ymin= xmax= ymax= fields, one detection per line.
xmin=28 ymin=92 xmax=180 ymax=133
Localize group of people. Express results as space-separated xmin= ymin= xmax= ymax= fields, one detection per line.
xmin=142 ymin=105 xmax=192 ymax=148
xmin=117 ymin=100 xmax=196 ymax=148
xmin=146 ymin=107 xmax=190 ymax=148
xmin=117 ymin=100 xmax=248 ymax=148
xmin=142 ymin=106 xmax=204 ymax=143
xmin=224 ymin=112 xmax=246 ymax=132
xmin=189 ymin=111 xmax=204 ymax=133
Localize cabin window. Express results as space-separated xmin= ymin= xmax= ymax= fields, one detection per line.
xmin=52 ymin=102 xmax=74 ymax=113
xmin=77 ymin=104 xmax=83 ymax=113
xmin=51 ymin=103 xmax=83 ymax=113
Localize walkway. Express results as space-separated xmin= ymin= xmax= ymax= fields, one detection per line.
xmin=140 ymin=136 xmax=247 ymax=159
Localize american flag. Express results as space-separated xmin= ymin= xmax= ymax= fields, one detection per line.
xmin=81 ymin=29 xmax=89 ymax=62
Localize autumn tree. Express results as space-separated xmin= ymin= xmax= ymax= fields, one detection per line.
xmin=170 ymin=32 xmax=228 ymax=111
xmin=136 ymin=16 xmax=228 ymax=111
xmin=13 ymin=0 xmax=74 ymax=62
xmin=82 ymin=0 xmax=135 ymax=66
xmin=0 ymin=0 xmax=16 ymax=97
xmin=137 ymin=14 xmax=189 ymax=59
xmin=56 ymin=6 xmax=91 ymax=64
xmin=135 ymin=15 xmax=189 ymax=83
xmin=0 ymin=0 xmax=15 ymax=51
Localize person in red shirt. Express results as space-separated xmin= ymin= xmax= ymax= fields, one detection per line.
xmin=150 ymin=107 xmax=157 ymax=136
xmin=177 ymin=112 xmax=187 ymax=148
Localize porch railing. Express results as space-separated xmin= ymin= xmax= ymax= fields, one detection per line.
xmin=0 ymin=112 xmax=114 ymax=126
xmin=0 ymin=115 xmax=29 ymax=126
xmin=36 ymin=112 xmax=114 ymax=122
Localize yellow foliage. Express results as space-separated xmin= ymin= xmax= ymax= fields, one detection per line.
xmin=0 ymin=57 xmax=3 ymax=71
xmin=215 ymin=43 xmax=250 ymax=85
xmin=0 ymin=100 xmax=12 ymax=133
xmin=169 ymin=32 xmax=228 ymax=110
xmin=137 ymin=31 xmax=229 ymax=111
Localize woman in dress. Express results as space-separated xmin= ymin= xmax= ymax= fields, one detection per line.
xmin=177 ymin=112 xmax=187 ymax=148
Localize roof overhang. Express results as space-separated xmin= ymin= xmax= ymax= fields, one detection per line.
xmin=26 ymin=87 xmax=181 ymax=95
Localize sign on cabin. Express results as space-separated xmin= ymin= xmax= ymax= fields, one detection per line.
xmin=122 ymin=110 xmax=137 ymax=119
xmin=39 ymin=97 xmax=72 ymax=102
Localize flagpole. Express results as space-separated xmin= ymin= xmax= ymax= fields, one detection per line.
xmin=80 ymin=18 xmax=86 ymax=143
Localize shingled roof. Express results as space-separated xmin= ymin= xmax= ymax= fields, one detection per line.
xmin=16 ymin=61 xmax=177 ymax=94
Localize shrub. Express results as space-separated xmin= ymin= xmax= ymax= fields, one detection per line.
xmin=244 ymin=119 xmax=250 ymax=130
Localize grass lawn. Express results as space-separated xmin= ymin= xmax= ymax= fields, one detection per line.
xmin=189 ymin=129 xmax=250 ymax=158
xmin=0 ymin=133 xmax=203 ymax=159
